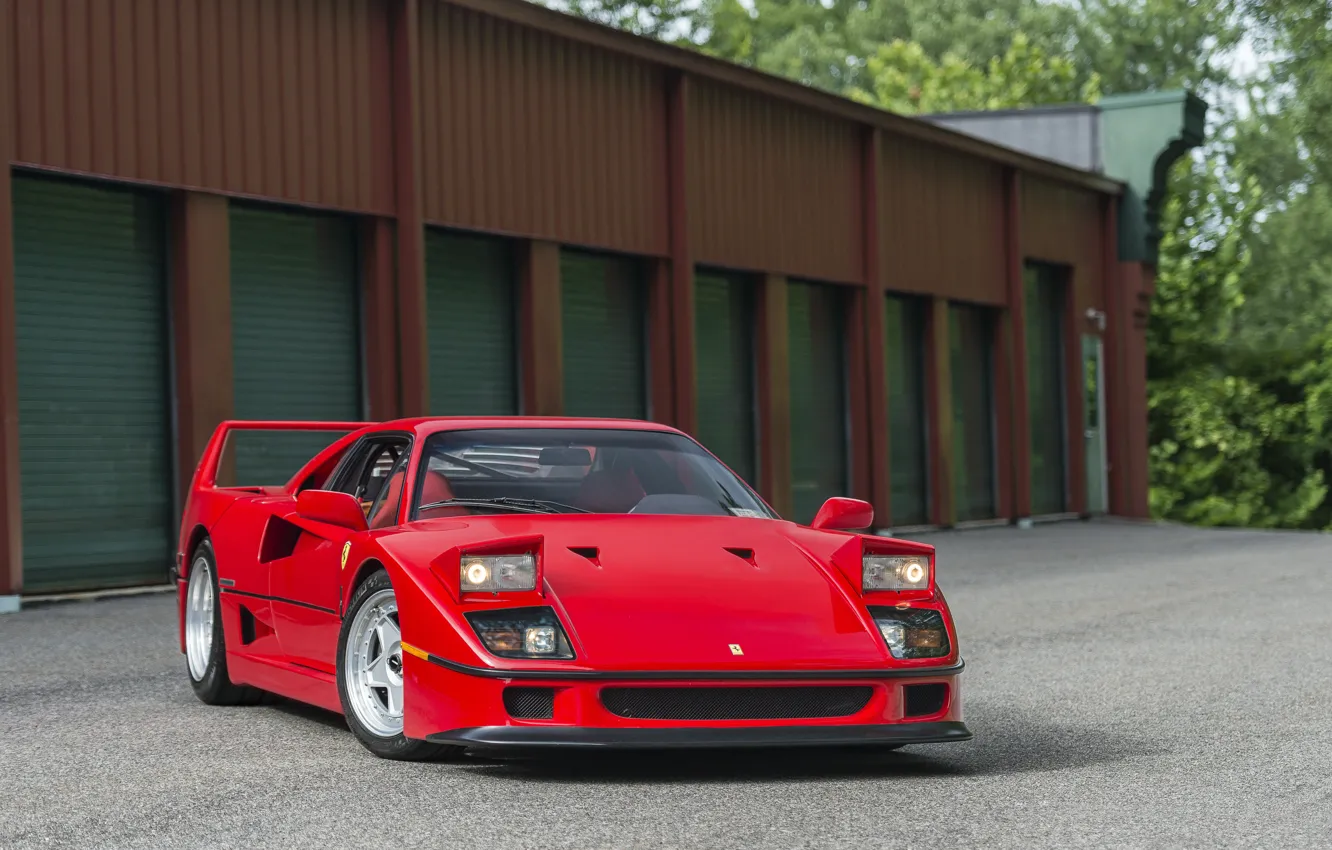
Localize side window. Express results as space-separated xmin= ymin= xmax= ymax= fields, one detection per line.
xmin=331 ymin=437 xmax=411 ymax=515
xmin=367 ymin=452 xmax=411 ymax=530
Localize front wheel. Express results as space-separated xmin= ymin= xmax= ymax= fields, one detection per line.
xmin=336 ymin=569 xmax=455 ymax=761
xmin=184 ymin=539 xmax=267 ymax=706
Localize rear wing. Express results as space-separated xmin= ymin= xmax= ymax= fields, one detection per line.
xmin=189 ymin=420 xmax=374 ymax=492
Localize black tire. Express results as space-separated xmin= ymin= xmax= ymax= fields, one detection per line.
xmin=186 ymin=539 xmax=268 ymax=706
xmin=336 ymin=569 xmax=457 ymax=761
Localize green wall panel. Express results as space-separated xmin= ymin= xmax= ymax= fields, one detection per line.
xmin=12 ymin=176 xmax=173 ymax=592
xmin=788 ymin=281 xmax=849 ymax=525
xmin=949 ymin=303 xmax=997 ymax=522
xmin=1025 ymin=264 xmax=1069 ymax=515
xmin=560 ymin=250 xmax=647 ymax=419
xmin=884 ymin=294 xmax=930 ymax=526
xmin=230 ymin=206 xmax=361 ymax=485
xmin=426 ymin=231 xmax=519 ymax=415
xmin=694 ymin=271 xmax=757 ymax=485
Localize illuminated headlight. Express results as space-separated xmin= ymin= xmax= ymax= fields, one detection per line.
xmin=460 ymin=553 xmax=537 ymax=593
xmin=868 ymin=607 xmax=950 ymax=660
xmin=863 ymin=554 xmax=931 ymax=591
xmin=465 ymin=606 xmax=575 ymax=659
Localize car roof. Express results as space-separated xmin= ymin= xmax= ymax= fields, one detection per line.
xmin=370 ymin=417 xmax=689 ymax=439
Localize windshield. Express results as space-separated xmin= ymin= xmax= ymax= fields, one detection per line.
xmin=411 ymin=428 xmax=776 ymax=519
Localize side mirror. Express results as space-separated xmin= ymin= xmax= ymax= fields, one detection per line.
xmin=296 ymin=489 xmax=368 ymax=532
xmin=810 ymin=497 xmax=874 ymax=531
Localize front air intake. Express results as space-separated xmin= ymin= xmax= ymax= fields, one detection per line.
xmin=902 ymin=683 xmax=948 ymax=718
xmin=503 ymin=686 xmax=555 ymax=720
xmin=600 ymin=686 xmax=872 ymax=721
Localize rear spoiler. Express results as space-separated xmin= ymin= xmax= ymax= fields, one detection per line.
xmin=189 ymin=420 xmax=374 ymax=491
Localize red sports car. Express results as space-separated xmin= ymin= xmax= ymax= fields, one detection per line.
xmin=175 ymin=418 xmax=970 ymax=760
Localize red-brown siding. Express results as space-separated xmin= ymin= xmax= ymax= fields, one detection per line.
xmin=419 ymin=1 xmax=668 ymax=255
xmin=687 ymin=80 xmax=862 ymax=284
xmin=880 ymin=135 xmax=1007 ymax=304
xmin=1022 ymin=176 xmax=1105 ymax=316
xmin=9 ymin=0 xmax=391 ymax=214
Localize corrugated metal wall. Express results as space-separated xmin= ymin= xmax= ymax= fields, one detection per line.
xmin=1021 ymin=177 xmax=1104 ymax=317
xmin=9 ymin=0 xmax=392 ymax=214
xmin=687 ymin=80 xmax=862 ymax=284
xmin=419 ymin=2 xmax=668 ymax=255
xmin=880 ymin=135 xmax=1007 ymax=304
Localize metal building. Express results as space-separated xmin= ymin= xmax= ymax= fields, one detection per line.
xmin=0 ymin=0 xmax=1203 ymax=603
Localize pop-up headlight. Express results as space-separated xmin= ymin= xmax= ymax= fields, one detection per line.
xmin=867 ymin=607 xmax=950 ymax=660
xmin=460 ymin=553 xmax=537 ymax=593
xmin=464 ymin=606 xmax=575 ymax=660
xmin=863 ymin=553 xmax=932 ymax=592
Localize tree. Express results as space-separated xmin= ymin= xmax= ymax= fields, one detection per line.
xmin=849 ymin=34 xmax=1100 ymax=115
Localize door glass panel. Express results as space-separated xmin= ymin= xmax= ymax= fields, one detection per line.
xmin=1025 ymin=263 xmax=1068 ymax=515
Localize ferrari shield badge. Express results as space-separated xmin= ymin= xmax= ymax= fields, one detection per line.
xmin=341 ymin=542 xmax=351 ymax=571
xmin=729 ymin=644 xmax=744 ymax=655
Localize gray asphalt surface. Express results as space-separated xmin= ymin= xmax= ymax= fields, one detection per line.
xmin=2 ymin=519 xmax=1329 ymax=849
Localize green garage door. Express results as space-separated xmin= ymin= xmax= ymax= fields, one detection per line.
xmin=694 ymin=270 xmax=757 ymax=484
xmin=949 ymin=303 xmax=997 ymax=522
xmin=1025 ymin=263 xmax=1068 ymax=515
xmin=426 ymin=231 xmax=518 ymax=415
xmin=12 ymin=176 xmax=173 ymax=592
xmin=561 ymin=250 xmax=647 ymax=419
xmin=788 ymin=281 xmax=848 ymax=525
xmin=230 ymin=206 xmax=362 ymax=485
xmin=884 ymin=293 xmax=930 ymax=526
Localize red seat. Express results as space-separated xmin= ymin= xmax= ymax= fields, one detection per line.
xmin=416 ymin=470 xmax=471 ymax=520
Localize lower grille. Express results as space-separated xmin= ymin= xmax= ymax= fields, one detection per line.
xmin=902 ymin=683 xmax=948 ymax=718
xmin=600 ymin=686 xmax=873 ymax=721
xmin=503 ymin=686 xmax=555 ymax=720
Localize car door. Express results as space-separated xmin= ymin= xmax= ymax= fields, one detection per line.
xmin=270 ymin=435 xmax=412 ymax=673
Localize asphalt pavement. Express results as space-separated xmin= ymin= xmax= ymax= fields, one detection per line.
xmin=2 ymin=519 xmax=1329 ymax=849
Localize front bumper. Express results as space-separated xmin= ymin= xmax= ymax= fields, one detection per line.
xmin=428 ymin=719 xmax=972 ymax=750
xmin=403 ymin=648 xmax=970 ymax=748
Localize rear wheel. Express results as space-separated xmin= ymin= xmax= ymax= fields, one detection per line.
xmin=185 ymin=539 xmax=267 ymax=706
xmin=336 ymin=569 xmax=455 ymax=761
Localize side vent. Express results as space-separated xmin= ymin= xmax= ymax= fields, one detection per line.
xmin=259 ymin=515 xmax=305 ymax=564
xmin=239 ymin=605 xmax=258 ymax=646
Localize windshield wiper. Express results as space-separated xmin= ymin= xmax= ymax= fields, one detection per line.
xmin=417 ymin=497 xmax=590 ymax=515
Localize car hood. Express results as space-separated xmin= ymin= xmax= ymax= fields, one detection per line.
xmin=404 ymin=514 xmax=892 ymax=670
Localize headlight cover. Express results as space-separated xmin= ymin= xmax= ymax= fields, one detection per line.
xmin=863 ymin=553 xmax=931 ymax=592
xmin=867 ymin=607 xmax=950 ymax=660
xmin=460 ymin=553 xmax=537 ymax=593
xmin=464 ymin=606 xmax=575 ymax=659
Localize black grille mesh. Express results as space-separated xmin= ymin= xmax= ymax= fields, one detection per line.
xmin=600 ymin=686 xmax=873 ymax=721
xmin=902 ymin=683 xmax=948 ymax=718
xmin=503 ymin=687 xmax=555 ymax=720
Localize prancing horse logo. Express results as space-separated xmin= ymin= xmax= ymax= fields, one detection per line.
xmin=729 ymin=644 xmax=744 ymax=656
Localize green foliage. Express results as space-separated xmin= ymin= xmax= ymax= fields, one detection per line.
xmin=849 ymin=35 xmax=1100 ymax=114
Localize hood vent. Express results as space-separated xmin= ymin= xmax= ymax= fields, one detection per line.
xmin=569 ymin=546 xmax=600 ymax=563
xmin=724 ymin=547 xmax=756 ymax=565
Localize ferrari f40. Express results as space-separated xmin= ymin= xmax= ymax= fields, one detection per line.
xmin=175 ymin=418 xmax=970 ymax=760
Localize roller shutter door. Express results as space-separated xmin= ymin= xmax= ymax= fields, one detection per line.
xmin=13 ymin=176 xmax=172 ymax=592
xmin=426 ymin=231 xmax=518 ymax=415
xmin=788 ymin=281 xmax=849 ymax=525
xmin=560 ymin=250 xmax=647 ymax=419
xmin=694 ymin=271 xmax=757 ymax=484
xmin=1025 ymin=264 xmax=1068 ymax=515
xmin=230 ymin=206 xmax=362 ymax=485
xmin=884 ymin=294 xmax=930 ymax=526
xmin=949 ymin=303 xmax=997 ymax=522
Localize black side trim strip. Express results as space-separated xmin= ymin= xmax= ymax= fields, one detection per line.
xmin=427 ymin=720 xmax=973 ymax=750
xmin=420 ymin=653 xmax=964 ymax=681
xmin=220 ymin=587 xmax=337 ymax=616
